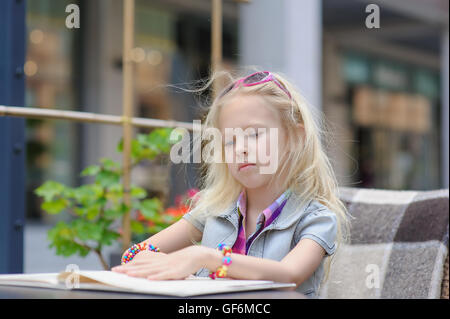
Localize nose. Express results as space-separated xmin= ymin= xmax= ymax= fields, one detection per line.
xmin=235 ymin=136 xmax=259 ymax=165
xmin=235 ymin=139 xmax=248 ymax=152
xmin=235 ymin=143 xmax=248 ymax=163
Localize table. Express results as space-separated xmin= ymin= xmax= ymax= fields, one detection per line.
xmin=0 ymin=285 xmax=307 ymax=299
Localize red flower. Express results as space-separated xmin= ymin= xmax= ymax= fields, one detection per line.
xmin=178 ymin=205 xmax=190 ymax=215
xmin=136 ymin=210 xmax=146 ymax=222
xmin=165 ymin=205 xmax=188 ymax=217
xmin=175 ymin=195 xmax=183 ymax=207
xmin=165 ymin=207 xmax=180 ymax=217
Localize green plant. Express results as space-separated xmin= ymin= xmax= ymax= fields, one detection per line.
xmin=34 ymin=128 xmax=180 ymax=270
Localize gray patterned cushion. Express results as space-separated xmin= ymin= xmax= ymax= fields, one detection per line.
xmin=318 ymin=187 xmax=449 ymax=299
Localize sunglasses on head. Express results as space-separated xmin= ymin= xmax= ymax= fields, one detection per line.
xmin=218 ymin=71 xmax=292 ymax=99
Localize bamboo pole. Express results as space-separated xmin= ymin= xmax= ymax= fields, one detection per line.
xmin=211 ymin=0 xmax=222 ymax=99
xmin=0 ymin=105 xmax=195 ymax=130
xmin=122 ymin=0 xmax=135 ymax=251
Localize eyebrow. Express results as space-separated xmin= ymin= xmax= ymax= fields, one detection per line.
xmin=242 ymin=123 xmax=269 ymax=130
xmin=220 ymin=123 xmax=268 ymax=137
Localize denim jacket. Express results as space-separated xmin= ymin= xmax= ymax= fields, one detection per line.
xmin=182 ymin=191 xmax=337 ymax=298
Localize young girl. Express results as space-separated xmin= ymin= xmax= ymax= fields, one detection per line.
xmin=112 ymin=70 xmax=352 ymax=298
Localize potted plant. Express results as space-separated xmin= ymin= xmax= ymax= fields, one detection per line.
xmin=34 ymin=127 xmax=192 ymax=270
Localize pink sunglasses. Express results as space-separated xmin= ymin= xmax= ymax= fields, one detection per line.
xmin=218 ymin=71 xmax=292 ymax=99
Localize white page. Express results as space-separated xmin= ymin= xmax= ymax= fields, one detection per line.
xmin=62 ymin=271 xmax=296 ymax=297
xmin=0 ymin=271 xmax=295 ymax=297
xmin=0 ymin=273 xmax=64 ymax=289
xmin=0 ymin=273 xmax=60 ymax=285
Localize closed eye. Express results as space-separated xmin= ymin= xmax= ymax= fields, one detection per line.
xmin=224 ymin=130 xmax=265 ymax=146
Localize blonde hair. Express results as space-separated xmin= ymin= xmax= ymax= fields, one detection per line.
xmin=180 ymin=67 xmax=352 ymax=285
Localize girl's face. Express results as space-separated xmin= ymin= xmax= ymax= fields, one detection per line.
xmin=218 ymin=94 xmax=289 ymax=189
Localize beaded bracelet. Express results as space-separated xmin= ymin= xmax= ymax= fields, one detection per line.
xmin=148 ymin=243 xmax=160 ymax=253
xmin=209 ymin=243 xmax=232 ymax=279
xmin=121 ymin=242 xmax=160 ymax=265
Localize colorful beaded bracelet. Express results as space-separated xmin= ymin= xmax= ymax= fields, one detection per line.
xmin=209 ymin=243 xmax=232 ymax=279
xmin=121 ymin=242 xmax=160 ymax=265
xmin=148 ymin=243 xmax=160 ymax=253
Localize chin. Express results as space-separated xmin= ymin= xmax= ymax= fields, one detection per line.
xmin=235 ymin=176 xmax=270 ymax=189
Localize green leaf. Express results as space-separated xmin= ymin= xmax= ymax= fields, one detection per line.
xmin=96 ymin=170 xmax=120 ymax=188
xmin=47 ymin=221 xmax=89 ymax=257
xmin=48 ymin=221 xmax=71 ymax=241
xmin=148 ymin=128 xmax=173 ymax=153
xmin=72 ymin=184 xmax=104 ymax=205
xmin=100 ymin=158 xmax=121 ymax=171
xmin=100 ymin=229 xmax=121 ymax=246
xmin=117 ymin=138 xmax=124 ymax=153
xmin=35 ymin=181 xmax=65 ymax=202
xmin=107 ymin=183 xmax=123 ymax=193
xmin=80 ymin=165 xmax=101 ymax=177
xmin=86 ymin=204 xmax=101 ymax=220
xmin=131 ymin=139 xmax=143 ymax=159
xmin=46 ymin=218 xmax=97 ymax=258
xmin=73 ymin=204 xmax=101 ymax=220
xmin=74 ymin=206 xmax=86 ymax=217
xmin=130 ymin=185 xmax=147 ymax=199
xmin=137 ymin=134 xmax=148 ymax=145
xmin=104 ymin=203 xmax=127 ymax=219
xmin=78 ymin=245 xmax=91 ymax=257
xmin=139 ymin=198 xmax=162 ymax=219
xmin=105 ymin=183 xmax=123 ymax=204
xmin=41 ymin=198 xmax=68 ymax=214
xmin=130 ymin=220 xmax=145 ymax=234
xmin=72 ymin=219 xmax=103 ymax=241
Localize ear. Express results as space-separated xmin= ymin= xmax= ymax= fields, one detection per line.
xmin=295 ymin=123 xmax=306 ymax=148
xmin=295 ymin=123 xmax=305 ymax=137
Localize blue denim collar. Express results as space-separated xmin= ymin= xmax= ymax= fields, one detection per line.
xmin=217 ymin=191 xmax=313 ymax=231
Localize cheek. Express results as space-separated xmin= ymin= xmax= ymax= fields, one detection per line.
xmin=257 ymin=135 xmax=270 ymax=158
xmin=256 ymin=132 xmax=282 ymax=163
xmin=224 ymin=146 xmax=234 ymax=164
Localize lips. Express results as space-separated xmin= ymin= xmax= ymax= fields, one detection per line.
xmin=238 ymin=163 xmax=256 ymax=171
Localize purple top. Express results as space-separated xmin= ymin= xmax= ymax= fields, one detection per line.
xmin=232 ymin=188 xmax=291 ymax=255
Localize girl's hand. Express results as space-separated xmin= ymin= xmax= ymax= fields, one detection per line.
xmin=111 ymin=246 xmax=206 ymax=280
xmin=111 ymin=250 xmax=166 ymax=271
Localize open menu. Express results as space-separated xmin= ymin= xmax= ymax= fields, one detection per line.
xmin=0 ymin=270 xmax=295 ymax=297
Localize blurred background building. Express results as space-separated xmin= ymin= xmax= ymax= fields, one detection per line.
xmin=2 ymin=0 xmax=448 ymax=271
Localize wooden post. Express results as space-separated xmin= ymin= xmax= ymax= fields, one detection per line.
xmin=211 ymin=0 xmax=223 ymax=99
xmin=122 ymin=0 xmax=135 ymax=251
xmin=0 ymin=105 xmax=194 ymax=130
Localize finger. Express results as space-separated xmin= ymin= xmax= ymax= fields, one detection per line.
xmin=111 ymin=263 xmax=142 ymax=272
xmin=119 ymin=265 xmax=158 ymax=277
xmin=126 ymin=263 xmax=170 ymax=276
xmin=111 ymin=265 xmax=128 ymax=272
xmin=139 ymin=265 xmax=169 ymax=278
xmin=121 ymin=265 xmax=153 ymax=273
xmin=119 ymin=263 xmax=166 ymax=277
xmin=112 ymin=258 xmax=159 ymax=272
xmin=127 ymin=257 xmax=164 ymax=266
xmin=126 ymin=268 xmax=155 ymax=278
xmin=147 ymin=270 xmax=174 ymax=281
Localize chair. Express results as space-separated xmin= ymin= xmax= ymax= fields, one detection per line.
xmin=318 ymin=187 xmax=449 ymax=299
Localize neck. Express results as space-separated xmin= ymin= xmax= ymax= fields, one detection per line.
xmin=244 ymin=156 xmax=291 ymax=216
xmin=245 ymin=181 xmax=286 ymax=215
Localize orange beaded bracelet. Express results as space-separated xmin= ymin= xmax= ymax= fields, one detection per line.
xmin=209 ymin=243 xmax=233 ymax=279
xmin=121 ymin=242 xmax=160 ymax=264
